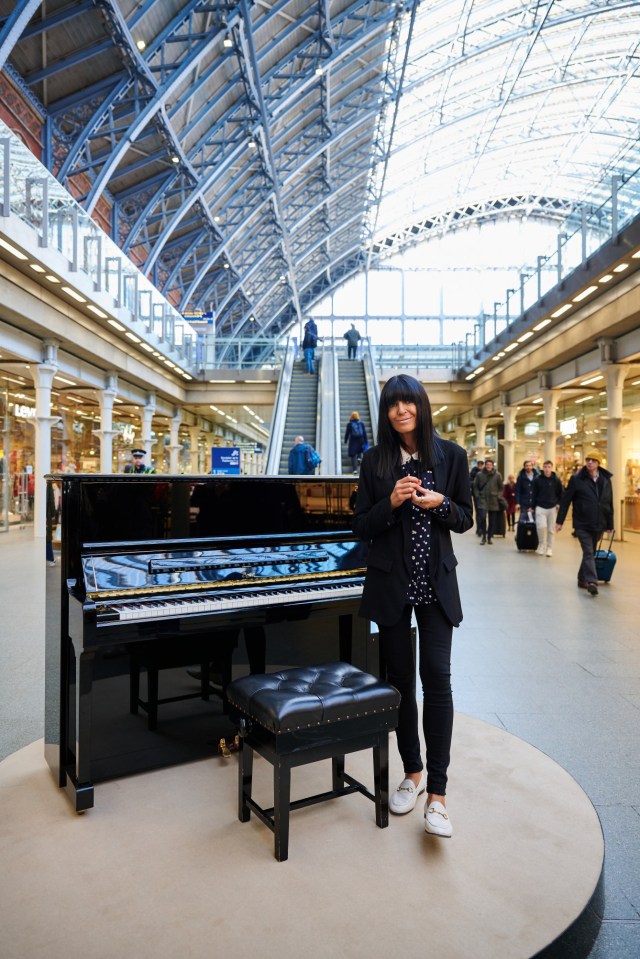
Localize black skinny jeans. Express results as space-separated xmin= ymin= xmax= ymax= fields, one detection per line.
xmin=378 ymin=602 xmax=453 ymax=796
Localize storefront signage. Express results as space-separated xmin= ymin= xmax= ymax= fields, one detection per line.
xmin=559 ymin=417 xmax=577 ymax=435
xmin=13 ymin=403 xmax=36 ymax=419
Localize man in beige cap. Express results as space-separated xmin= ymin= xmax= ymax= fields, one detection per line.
xmin=555 ymin=450 xmax=613 ymax=595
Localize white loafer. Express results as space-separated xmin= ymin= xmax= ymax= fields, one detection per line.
xmin=389 ymin=775 xmax=426 ymax=815
xmin=424 ymin=800 xmax=452 ymax=837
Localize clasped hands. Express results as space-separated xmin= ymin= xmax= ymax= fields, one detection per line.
xmin=390 ymin=474 xmax=444 ymax=510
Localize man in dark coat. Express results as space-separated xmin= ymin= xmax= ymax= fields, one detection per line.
xmin=556 ymin=449 xmax=614 ymax=595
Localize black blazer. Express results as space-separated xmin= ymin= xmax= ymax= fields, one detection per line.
xmin=353 ymin=436 xmax=473 ymax=628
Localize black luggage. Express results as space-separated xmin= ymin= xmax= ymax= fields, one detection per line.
xmin=495 ymin=508 xmax=506 ymax=538
xmin=595 ymin=531 xmax=616 ymax=583
xmin=516 ymin=513 xmax=538 ymax=551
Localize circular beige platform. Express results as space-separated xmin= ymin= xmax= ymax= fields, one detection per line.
xmin=0 ymin=714 xmax=602 ymax=959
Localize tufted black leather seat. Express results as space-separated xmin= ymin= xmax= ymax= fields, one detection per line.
xmin=226 ymin=662 xmax=400 ymax=735
xmin=227 ymin=662 xmax=400 ymax=861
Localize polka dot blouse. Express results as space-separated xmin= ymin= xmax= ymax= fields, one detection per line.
xmin=400 ymin=451 xmax=451 ymax=605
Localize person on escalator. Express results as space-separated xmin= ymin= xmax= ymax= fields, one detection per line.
xmin=288 ymin=435 xmax=319 ymax=475
xmin=302 ymin=318 xmax=318 ymax=373
xmin=344 ymin=411 xmax=368 ymax=473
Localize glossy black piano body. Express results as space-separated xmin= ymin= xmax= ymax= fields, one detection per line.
xmin=45 ymin=474 xmax=373 ymax=811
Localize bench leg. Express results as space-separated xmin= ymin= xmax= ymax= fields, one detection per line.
xmin=273 ymin=760 xmax=291 ymax=862
xmin=332 ymin=755 xmax=345 ymax=791
xmin=373 ymin=732 xmax=390 ymax=828
xmin=238 ymin=739 xmax=253 ymax=823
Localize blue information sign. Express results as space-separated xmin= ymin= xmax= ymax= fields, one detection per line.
xmin=210 ymin=447 xmax=240 ymax=475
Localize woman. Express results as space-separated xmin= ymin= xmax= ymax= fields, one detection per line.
xmin=344 ymin=411 xmax=368 ymax=473
xmin=353 ymin=374 xmax=472 ymax=837
xmin=503 ymin=473 xmax=517 ymax=531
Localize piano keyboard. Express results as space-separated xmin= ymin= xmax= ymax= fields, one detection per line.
xmin=102 ymin=580 xmax=363 ymax=622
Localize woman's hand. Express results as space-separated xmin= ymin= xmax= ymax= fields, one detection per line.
xmin=390 ymin=475 xmax=423 ymax=509
xmin=411 ymin=487 xmax=445 ymax=510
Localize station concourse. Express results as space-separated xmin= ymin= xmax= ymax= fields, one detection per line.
xmin=1 ymin=3 xmax=640 ymax=957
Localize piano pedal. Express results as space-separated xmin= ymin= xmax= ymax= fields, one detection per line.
xmin=217 ymin=735 xmax=240 ymax=758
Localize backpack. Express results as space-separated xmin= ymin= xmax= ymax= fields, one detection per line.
xmin=350 ymin=420 xmax=364 ymax=437
xmin=306 ymin=447 xmax=321 ymax=468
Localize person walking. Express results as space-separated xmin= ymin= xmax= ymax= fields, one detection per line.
xmin=473 ymin=458 xmax=503 ymax=544
xmin=344 ymin=411 xmax=368 ymax=473
xmin=503 ymin=473 xmax=517 ymax=531
xmin=301 ymin=318 xmax=318 ymax=373
xmin=515 ymin=459 xmax=537 ymax=518
xmin=287 ymin=435 xmax=318 ymax=475
xmin=555 ymin=450 xmax=613 ymax=596
xmin=353 ymin=373 xmax=472 ymax=838
xmin=343 ymin=323 xmax=361 ymax=359
xmin=532 ymin=460 xmax=563 ymax=556
xmin=469 ymin=459 xmax=484 ymax=536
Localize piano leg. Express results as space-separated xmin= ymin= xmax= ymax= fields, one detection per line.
xmin=63 ymin=647 xmax=95 ymax=813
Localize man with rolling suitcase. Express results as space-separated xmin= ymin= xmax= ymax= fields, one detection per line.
xmin=555 ymin=450 xmax=614 ymax=596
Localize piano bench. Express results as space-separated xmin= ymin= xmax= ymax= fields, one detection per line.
xmin=226 ymin=662 xmax=400 ymax=862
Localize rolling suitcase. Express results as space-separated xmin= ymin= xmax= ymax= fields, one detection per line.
xmin=595 ymin=531 xmax=616 ymax=583
xmin=516 ymin=512 xmax=538 ymax=551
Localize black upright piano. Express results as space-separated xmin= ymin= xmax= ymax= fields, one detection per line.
xmin=45 ymin=474 xmax=373 ymax=811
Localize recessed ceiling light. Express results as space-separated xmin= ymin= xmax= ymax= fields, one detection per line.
xmin=0 ymin=238 xmax=27 ymax=260
xmin=30 ymin=263 xmax=46 ymax=273
xmin=573 ymin=286 xmax=598 ymax=302
xmin=62 ymin=286 xmax=86 ymax=302
xmin=598 ymin=274 xmax=614 ymax=283
xmin=550 ymin=304 xmax=571 ymax=318
xmin=613 ymin=263 xmax=629 ymax=273
xmin=87 ymin=304 xmax=108 ymax=318
xmin=46 ymin=274 xmax=60 ymax=283
xmin=504 ymin=342 xmax=518 ymax=352
xmin=533 ymin=319 xmax=551 ymax=331
xmin=517 ymin=331 xmax=534 ymax=343
xmin=580 ymin=375 xmax=603 ymax=386
xmin=108 ymin=319 xmax=126 ymax=331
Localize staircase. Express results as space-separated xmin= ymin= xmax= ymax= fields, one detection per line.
xmin=337 ymin=358 xmax=372 ymax=474
xmin=278 ymin=359 xmax=320 ymax=474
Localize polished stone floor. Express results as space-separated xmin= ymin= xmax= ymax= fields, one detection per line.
xmin=0 ymin=523 xmax=639 ymax=957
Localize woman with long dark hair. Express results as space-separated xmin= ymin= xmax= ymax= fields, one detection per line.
xmin=353 ymin=374 xmax=473 ymax=837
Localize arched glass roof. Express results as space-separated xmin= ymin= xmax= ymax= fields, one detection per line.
xmin=373 ymin=0 xmax=640 ymax=252
xmin=2 ymin=0 xmax=640 ymax=363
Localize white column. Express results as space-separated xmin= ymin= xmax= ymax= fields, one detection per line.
xmin=97 ymin=373 xmax=118 ymax=473
xmin=32 ymin=343 xmax=58 ymax=538
xmin=189 ymin=426 xmax=201 ymax=474
xmin=452 ymin=426 xmax=466 ymax=449
xmin=141 ymin=393 xmax=156 ymax=464
xmin=604 ymin=363 xmax=629 ymax=540
xmin=541 ymin=390 xmax=560 ymax=466
xmin=500 ymin=406 xmax=517 ymax=480
xmin=474 ymin=417 xmax=489 ymax=459
xmin=169 ymin=410 xmax=182 ymax=473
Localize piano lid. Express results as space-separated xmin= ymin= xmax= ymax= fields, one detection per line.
xmin=82 ymin=539 xmax=368 ymax=599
